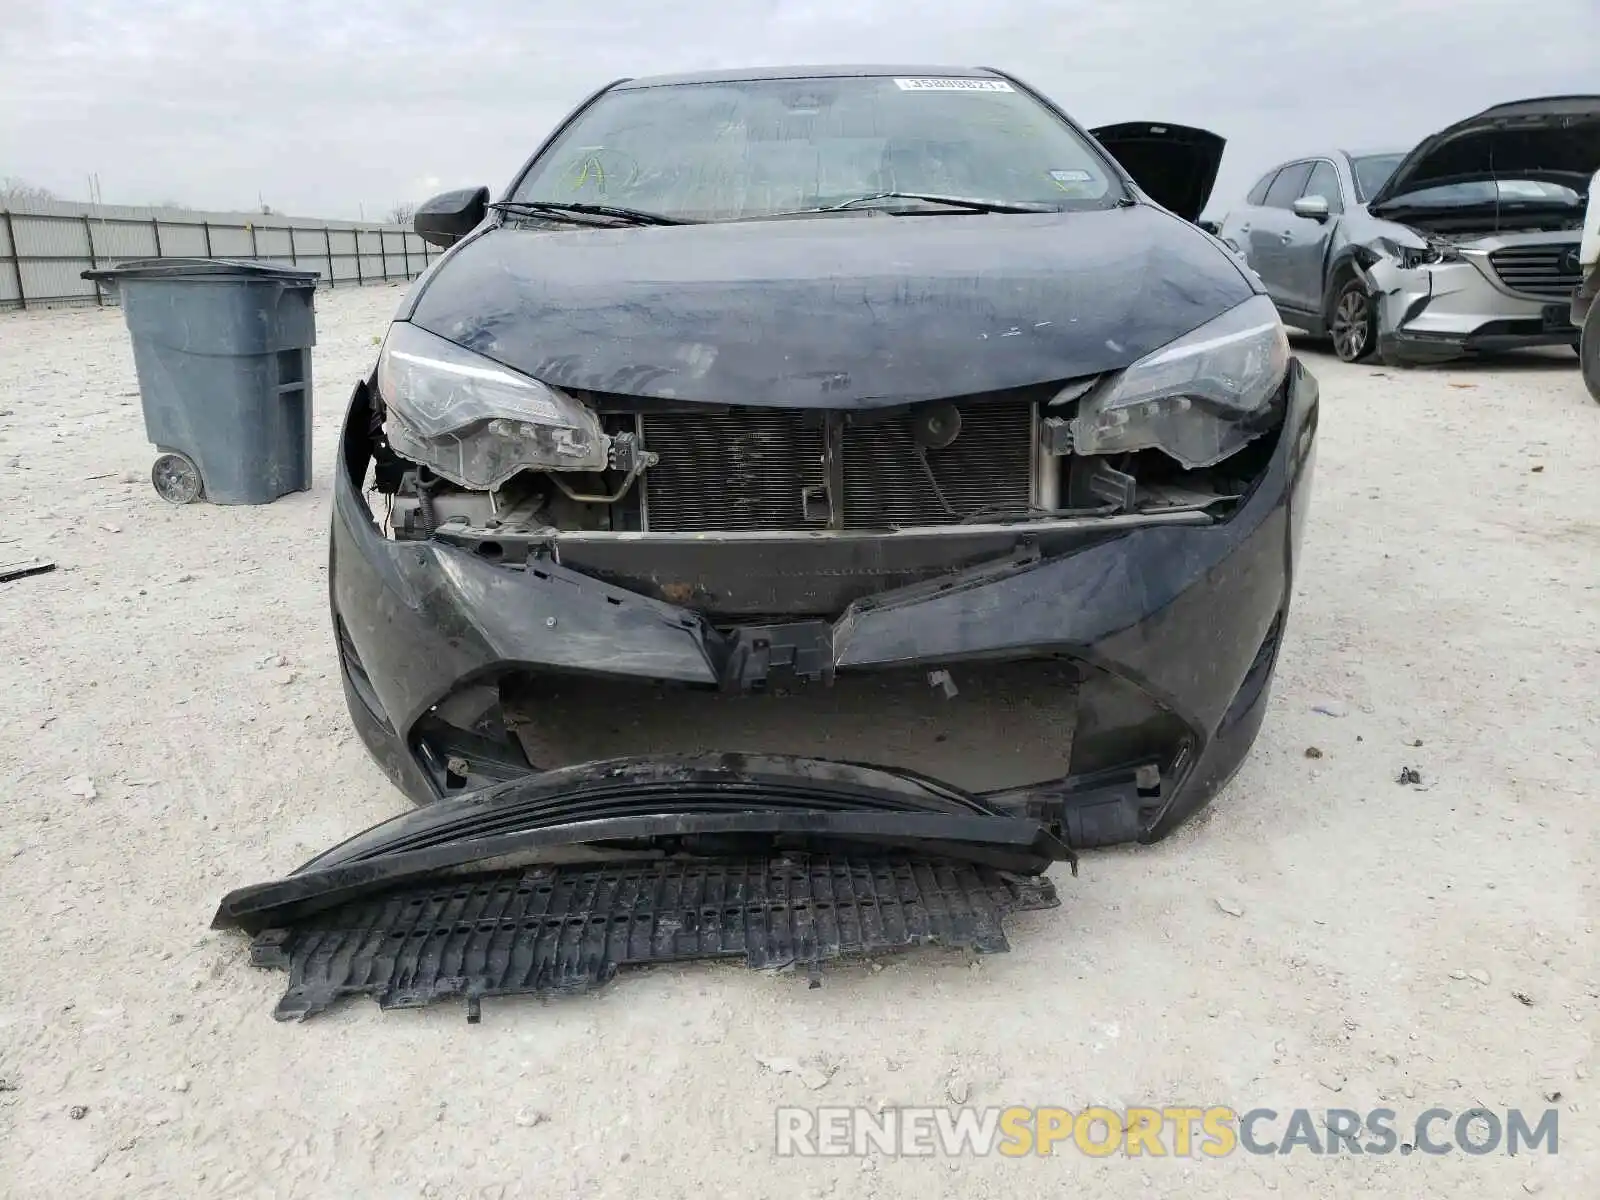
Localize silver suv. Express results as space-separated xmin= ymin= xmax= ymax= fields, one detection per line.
xmin=1216 ymin=96 xmax=1599 ymax=364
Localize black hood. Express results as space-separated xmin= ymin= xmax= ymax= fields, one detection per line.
xmin=1090 ymin=122 xmax=1226 ymax=223
xmin=1368 ymin=94 xmax=1600 ymax=211
xmin=405 ymin=205 xmax=1253 ymax=408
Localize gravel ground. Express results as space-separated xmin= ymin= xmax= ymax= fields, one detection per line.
xmin=1 ymin=285 xmax=1597 ymax=1199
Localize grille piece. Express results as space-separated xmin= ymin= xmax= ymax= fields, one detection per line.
xmin=639 ymin=396 xmax=1036 ymax=532
xmin=249 ymin=856 xmax=1059 ymax=1021
xmin=1487 ymin=244 xmax=1583 ymax=299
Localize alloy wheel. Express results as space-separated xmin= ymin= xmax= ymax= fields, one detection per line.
xmin=1331 ymin=286 xmax=1371 ymax=362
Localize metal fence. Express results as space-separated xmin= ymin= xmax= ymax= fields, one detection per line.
xmin=0 ymin=200 xmax=438 ymax=311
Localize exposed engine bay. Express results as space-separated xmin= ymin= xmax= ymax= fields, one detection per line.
xmin=364 ymin=380 xmax=1278 ymax=619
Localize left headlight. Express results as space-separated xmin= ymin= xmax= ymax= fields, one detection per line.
xmin=1070 ymin=293 xmax=1288 ymax=469
xmin=375 ymin=321 xmax=608 ymax=489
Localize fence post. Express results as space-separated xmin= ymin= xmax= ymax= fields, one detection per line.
xmin=2 ymin=211 xmax=24 ymax=310
xmin=83 ymin=215 xmax=103 ymax=306
xmin=202 ymin=221 xmax=213 ymax=256
xmin=355 ymin=229 xmax=364 ymax=285
xmin=324 ymin=227 xmax=334 ymax=287
xmin=249 ymin=222 xmax=259 ymax=260
xmin=402 ymin=229 xmax=410 ymax=278
xmin=288 ymin=225 xmax=297 ymax=265
xmin=151 ymin=217 xmax=164 ymax=257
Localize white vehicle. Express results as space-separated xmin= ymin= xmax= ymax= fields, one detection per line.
xmin=1578 ymin=166 xmax=1600 ymax=401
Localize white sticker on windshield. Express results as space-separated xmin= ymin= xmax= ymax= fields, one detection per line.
xmin=1050 ymin=169 xmax=1093 ymax=184
xmin=894 ymin=77 xmax=1015 ymax=93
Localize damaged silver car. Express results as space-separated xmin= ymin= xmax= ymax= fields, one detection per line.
xmin=1217 ymin=96 xmax=1600 ymax=364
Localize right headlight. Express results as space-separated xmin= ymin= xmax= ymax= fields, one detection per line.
xmin=1070 ymin=294 xmax=1288 ymax=469
xmin=375 ymin=321 xmax=609 ymax=490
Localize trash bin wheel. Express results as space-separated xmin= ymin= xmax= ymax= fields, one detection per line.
xmin=152 ymin=453 xmax=203 ymax=504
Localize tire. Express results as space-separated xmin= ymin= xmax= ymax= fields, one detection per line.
xmin=1582 ymin=301 xmax=1600 ymax=404
xmin=1328 ymin=275 xmax=1379 ymax=363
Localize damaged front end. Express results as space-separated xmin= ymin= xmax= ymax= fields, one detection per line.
xmin=1356 ymin=96 xmax=1600 ymax=362
xmin=331 ymin=294 xmax=1316 ymax=857
xmin=1356 ymin=224 xmax=1589 ymax=364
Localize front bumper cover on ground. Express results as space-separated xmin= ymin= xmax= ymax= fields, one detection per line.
xmin=212 ymin=755 xmax=1072 ymax=1021
xmin=330 ymin=359 xmax=1318 ymax=849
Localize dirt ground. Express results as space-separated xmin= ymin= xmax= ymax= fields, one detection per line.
xmin=1 ymin=284 xmax=1597 ymax=1199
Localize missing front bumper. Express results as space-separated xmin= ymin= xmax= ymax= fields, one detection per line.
xmin=331 ymin=360 xmax=1318 ymax=848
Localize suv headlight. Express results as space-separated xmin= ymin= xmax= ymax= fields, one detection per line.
xmin=375 ymin=321 xmax=608 ymax=489
xmin=1393 ymin=242 xmax=1461 ymax=269
xmin=1070 ymin=294 xmax=1288 ymax=469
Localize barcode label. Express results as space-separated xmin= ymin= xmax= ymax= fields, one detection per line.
xmin=894 ymin=77 xmax=1015 ymax=93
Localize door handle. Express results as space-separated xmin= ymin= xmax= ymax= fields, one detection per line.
xmin=1280 ymin=232 xmax=1293 ymax=244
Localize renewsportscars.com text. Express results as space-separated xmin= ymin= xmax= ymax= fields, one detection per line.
xmin=775 ymin=1105 xmax=1559 ymax=1158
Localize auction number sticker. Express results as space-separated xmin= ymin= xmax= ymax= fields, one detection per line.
xmin=895 ymin=77 xmax=1014 ymax=92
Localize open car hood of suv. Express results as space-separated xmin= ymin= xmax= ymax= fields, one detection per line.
xmin=212 ymin=755 xmax=1075 ymax=1020
xmin=1367 ymin=94 xmax=1600 ymax=212
xmin=1090 ymin=121 xmax=1226 ymax=223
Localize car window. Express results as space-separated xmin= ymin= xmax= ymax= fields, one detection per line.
xmin=1302 ymin=161 xmax=1343 ymax=213
xmin=1262 ymin=163 xmax=1313 ymax=210
xmin=1246 ymin=170 xmax=1279 ymax=206
xmin=509 ymin=76 xmax=1125 ymax=221
xmin=1350 ymin=153 xmax=1404 ymax=203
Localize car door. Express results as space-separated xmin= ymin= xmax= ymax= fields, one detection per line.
xmin=1249 ymin=162 xmax=1313 ymax=307
xmin=1215 ymin=168 xmax=1280 ymax=268
xmin=1279 ymin=159 xmax=1344 ymax=314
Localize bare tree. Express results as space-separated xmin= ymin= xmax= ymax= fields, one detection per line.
xmin=387 ymin=201 xmax=418 ymax=226
xmin=0 ymin=177 xmax=59 ymax=207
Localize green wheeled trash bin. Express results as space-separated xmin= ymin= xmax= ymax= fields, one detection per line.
xmin=82 ymin=258 xmax=320 ymax=505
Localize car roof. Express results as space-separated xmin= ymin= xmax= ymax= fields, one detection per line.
xmin=613 ymin=64 xmax=1006 ymax=90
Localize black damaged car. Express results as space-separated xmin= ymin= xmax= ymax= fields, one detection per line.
xmin=332 ymin=65 xmax=1318 ymax=855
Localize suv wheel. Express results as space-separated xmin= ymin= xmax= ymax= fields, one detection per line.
xmin=1329 ymin=276 xmax=1378 ymax=363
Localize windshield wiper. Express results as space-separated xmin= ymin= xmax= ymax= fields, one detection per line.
xmin=817 ymin=191 xmax=1060 ymax=214
xmin=491 ymin=200 xmax=692 ymax=226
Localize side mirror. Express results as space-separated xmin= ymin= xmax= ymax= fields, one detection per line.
xmin=1292 ymin=195 xmax=1331 ymax=222
xmin=415 ymin=186 xmax=490 ymax=248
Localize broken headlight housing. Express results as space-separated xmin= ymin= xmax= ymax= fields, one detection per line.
xmin=1070 ymin=294 xmax=1288 ymax=469
xmin=375 ymin=321 xmax=608 ymax=490
xmin=1392 ymin=241 xmax=1462 ymax=269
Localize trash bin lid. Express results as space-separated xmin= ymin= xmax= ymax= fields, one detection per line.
xmin=82 ymin=258 xmax=320 ymax=284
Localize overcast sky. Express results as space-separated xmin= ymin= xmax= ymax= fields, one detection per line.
xmin=3 ymin=0 xmax=1597 ymax=219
